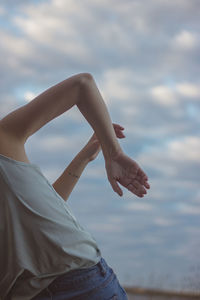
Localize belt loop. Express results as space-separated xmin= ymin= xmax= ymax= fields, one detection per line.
xmin=98 ymin=259 xmax=106 ymax=276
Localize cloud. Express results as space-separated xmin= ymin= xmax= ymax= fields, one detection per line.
xmin=24 ymin=91 xmax=37 ymax=102
xmin=1 ymin=0 xmax=200 ymax=92
xmin=88 ymin=222 xmax=123 ymax=233
xmin=138 ymin=136 xmax=200 ymax=181
xmin=99 ymin=68 xmax=137 ymax=106
xmin=172 ymin=30 xmax=199 ymax=50
xmin=84 ymin=165 xmax=105 ymax=179
xmin=0 ymin=5 xmax=5 ymax=15
xmin=176 ymin=82 xmax=200 ymax=98
xmin=150 ymin=85 xmax=177 ymax=106
xmin=28 ymin=132 xmax=87 ymax=154
xmin=40 ymin=166 xmax=60 ymax=183
xmin=153 ymin=217 xmax=178 ymax=227
xmin=124 ymin=201 xmax=153 ymax=211
xmin=0 ymin=95 xmax=17 ymax=119
xmin=178 ymin=203 xmax=200 ymax=215
xmin=167 ymin=136 xmax=200 ymax=162
xmin=150 ymin=81 xmax=200 ymax=107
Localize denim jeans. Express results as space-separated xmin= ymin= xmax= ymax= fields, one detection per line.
xmin=31 ymin=257 xmax=128 ymax=300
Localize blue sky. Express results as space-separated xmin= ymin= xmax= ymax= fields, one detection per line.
xmin=0 ymin=0 xmax=200 ymax=292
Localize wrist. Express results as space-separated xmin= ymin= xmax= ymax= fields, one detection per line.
xmin=67 ymin=170 xmax=80 ymax=178
xmin=103 ymin=146 xmax=123 ymax=162
xmin=76 ymin=150 xmax=90 ymax=164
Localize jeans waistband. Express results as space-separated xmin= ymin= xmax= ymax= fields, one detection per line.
xmin=32 ymin=257 xmax=109 ymax=298
xmin=48 ymin=257 xmax=107 ymax=289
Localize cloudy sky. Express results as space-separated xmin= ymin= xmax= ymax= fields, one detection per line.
xmin=0 ymin=0 xmax=200 ymax=292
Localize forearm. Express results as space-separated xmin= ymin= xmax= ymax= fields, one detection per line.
xmin=52 ymin=152 xmax=89 ymax=201
xmin=77 ymin=75 xmax=122 ymax=161
xmin=2 ymin=73 xmax=122 ymax=162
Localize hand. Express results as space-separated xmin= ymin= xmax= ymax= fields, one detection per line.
xmin=81 ymin=123 xmax=125 ymax=162
xmin=105 ymin=151 xmax=150 ymax=197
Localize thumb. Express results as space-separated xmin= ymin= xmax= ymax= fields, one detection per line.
xmin=109 ymin=177 xmax=123 ymax=197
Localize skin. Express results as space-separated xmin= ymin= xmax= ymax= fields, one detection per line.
xmin=52 ymin=123 xmax=126 ymax=201
xmin=0 ymin=72 xmax=150 ymax=199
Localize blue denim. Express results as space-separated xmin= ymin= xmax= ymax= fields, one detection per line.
xmin=31 ymin=257 xmax=128 ymax=300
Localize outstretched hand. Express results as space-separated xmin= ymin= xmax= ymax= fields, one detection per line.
xmin=105 ymin=151 xmax=150 ymax=197
xmin=81 ymin=123 xmax=150 ymax=198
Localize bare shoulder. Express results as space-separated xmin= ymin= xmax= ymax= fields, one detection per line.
xmin=0 ymin=122 xmax=31 ymax=164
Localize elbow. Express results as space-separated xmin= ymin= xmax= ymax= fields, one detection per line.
xmin=77 ymin=72 xmax=94 ymax=86
xmin=76 ymin=73 xmax=94 ymax=106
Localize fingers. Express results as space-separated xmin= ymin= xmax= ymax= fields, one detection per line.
xmin=131 ymin=180 xmax=147 ymax=197
xmin=118 ymin=177 xmax=147 ymax=198
xmin=110 ymin=176 xmax=148 ymax=198
xmin=137 ymin=168 xmax=150 ymax=189
xmin=123 ymin=176 xmax=147 ymax=197
xmin=117 ymin=132 xmax=125 ymax=138
xmin=113 ymin=123 xmax=125 ymax=139
xmin=144 ymin=181 xmax=150 ymax=189
xmin=125 ymin=182 xmax=143 ymax=197
xmin=113 ymin=123 xmax=124 ymax=130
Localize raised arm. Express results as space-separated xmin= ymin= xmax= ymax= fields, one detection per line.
xmin=0 ymin=73 xmax=119 ymax=160
xmin=0 ymin=72 xmax=150 ymax=197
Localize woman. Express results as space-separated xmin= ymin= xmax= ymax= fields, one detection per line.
xmin=0 ymin=73 xmax=150 ymax=299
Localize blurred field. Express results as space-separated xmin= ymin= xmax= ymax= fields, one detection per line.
xmin=123 ymin=286 xmax=200 ymax=300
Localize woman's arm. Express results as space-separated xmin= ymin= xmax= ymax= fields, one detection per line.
xmin=52 ymin=123 xmax=125 ymax=202
xmin=0 ymin=73 xmax=120 ymax=160
xmin=52 ymin=151 xmax=89 ymax=202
